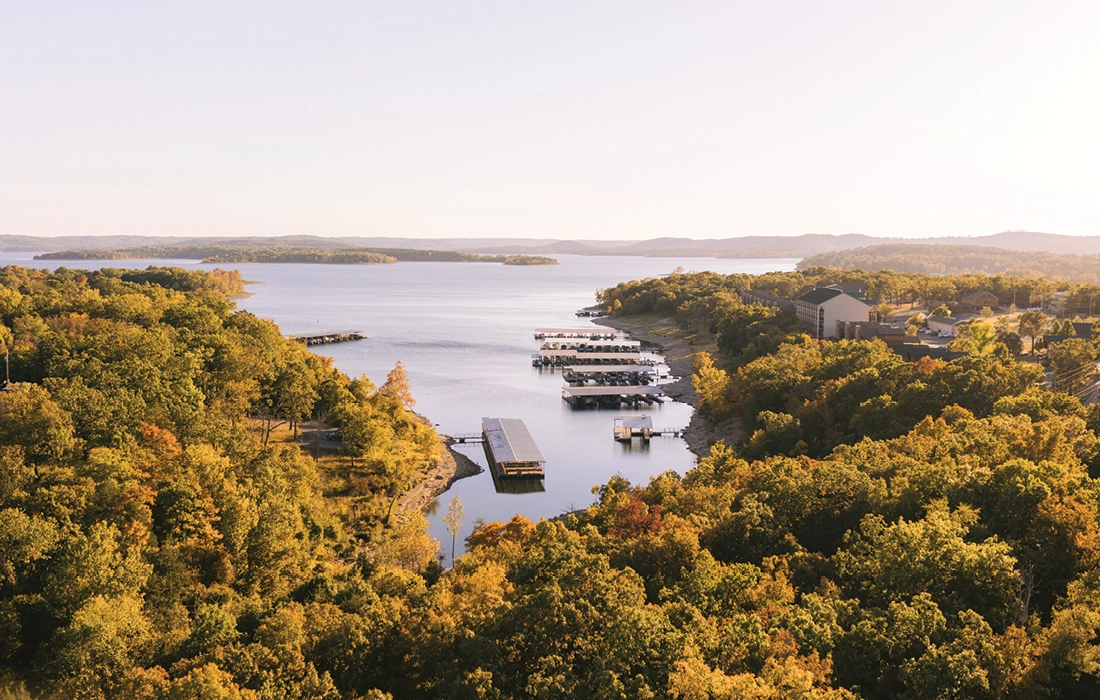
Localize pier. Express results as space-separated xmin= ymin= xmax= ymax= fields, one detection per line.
xmin=561 ymin=385 xmax=664 ymax=407
xmin=481 ymin=417 xmax=545 ymax=478
xmin=289 ymin=329 xmax=366 ymax=346
xmin=534 ymin=328 xmax=618 ymax=340
xmin=563 ymin=364 xmax=656 ymax=385
xmin=613 ymin=415 xmax=683 ymax=441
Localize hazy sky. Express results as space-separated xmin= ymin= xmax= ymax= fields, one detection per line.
xmin=2 ymin=1 xmax=1099 ymax=240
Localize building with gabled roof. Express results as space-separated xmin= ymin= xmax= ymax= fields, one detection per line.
xmin=794 ymin=286 xmax=874 ymax=339
xmin=960 ymin=290 xmax=1000 ymax=311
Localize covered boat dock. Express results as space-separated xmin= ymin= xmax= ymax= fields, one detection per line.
xmin=562 ymin=365 xmax=656 ymax=385
xmin=534 ymin=328 xmax=618 ymax=340
xmin=288 ymin=330 xmax=366 ymax=346
xmin=561 ymin=385 xmax=664 ymax=408
xmin=481 ymin=417 xmax=545 ymax=478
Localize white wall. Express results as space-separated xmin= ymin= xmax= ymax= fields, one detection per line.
xmin=820 ymin=295 xmax=871 ymax=339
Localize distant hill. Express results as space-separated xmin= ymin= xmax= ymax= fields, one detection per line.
xmin=798 ymin=243 xmax=1100 ymax=283
xmin=6 ymin=230 xmax=1100 ymax=258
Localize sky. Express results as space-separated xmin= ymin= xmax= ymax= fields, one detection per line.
xmin=1 ymin=1 xmax=1099 ymax=241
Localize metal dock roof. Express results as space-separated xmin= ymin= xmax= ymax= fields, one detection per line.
xmin=481 ymin=417 xmax=545 ymax=465
xmin=541 ymin=339 xmax=640 ymax=348
xmin=617 ymin=415 xmax=654 ymax=430
xmin=534 ymin=327 xmax=616 ymax=335
xmin=287 ymin=329 xmax=363 ymax=340
xmin=563 ymin=365 xmax=656 ymax=374
xmin=562 ymin=386 xmax=664 ymax=397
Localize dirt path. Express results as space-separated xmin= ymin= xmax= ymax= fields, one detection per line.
xmin=593 ymin=316 xmax=741 ymax=459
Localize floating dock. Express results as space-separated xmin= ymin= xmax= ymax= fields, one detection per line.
xmin=535 ymin=339 xmax=643 ymax=366
xmin=481 ymin=417 xmax=545 ymax=478
xmin=563 ymin=364 xmax=656 ymax=385
xmin=534 ymin=328 xmax=618 ymax=340
xmin=289 ymin=329 xmax=366 ymax=346
xmin=614 ymin=415 xmax=683 ymax=441
xmin=562 ymin=385 xmax=664 ymax=407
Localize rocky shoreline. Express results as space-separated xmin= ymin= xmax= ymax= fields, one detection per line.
xmin=398 ymin=438 xmax=484 ymax=515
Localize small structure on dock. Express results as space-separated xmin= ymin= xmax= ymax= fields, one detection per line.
xmin=615 ymin=415 xmax=653 ymax=441
xmin=481 ymin=417 xmax=545 ymax=478
xmin=562 ymin=385 xmax=664 ymax=408
xmin=289 ymin=329 xmax=366 ymax=346
xmin=613 ymin=415 xmax=684 ymax=441
xmin=534 ymin=328 xmax=618 ymax=340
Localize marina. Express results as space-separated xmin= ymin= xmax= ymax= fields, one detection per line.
xmin=562 ymin=364 xmax=656 ymax=385
xmin=534 ymin=328 xmax=618 ymax=340
xmin=481 ymin=417 xmax=546 ymax=479
xmin=288 ymin=329 xmax=366 ymax=346
xmin=561 ymin=384 xmax=665 ymax=407
xmin=535 ymin=340 xmax=643 ymax=366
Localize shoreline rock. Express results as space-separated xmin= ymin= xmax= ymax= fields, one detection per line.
xmin=398 ymin=437 xmax=484 ymax=515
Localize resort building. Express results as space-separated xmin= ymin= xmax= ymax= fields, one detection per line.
xmin=926 ymin=315 xmax=969 ymax=337
xmin=837 ymin=321 xmax=909 ymax=344
xmin=738 ymin=289 xmax=795 ymax=312
xmin=960 ymin=290 xmax=1001 ymax=312
xmin=794 ymin=286 xmax=874 ymax=340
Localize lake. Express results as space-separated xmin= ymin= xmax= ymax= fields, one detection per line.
xmin=0 ymin=251 xmax=797 ymax=559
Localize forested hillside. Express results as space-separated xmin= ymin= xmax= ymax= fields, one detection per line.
xmin=799 ymin=244 xmax=1100 ymax=283
xmin=34 ymin=246 xmax=557 ymax=266
xmin=2 ymin=264 xmax=1099 ymax=698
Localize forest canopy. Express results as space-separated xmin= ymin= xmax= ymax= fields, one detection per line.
xmin=0 ymin=264 xmax=1098 ymax=698
xmin=34 ymin=246 xmax=558 ymax=266
xmin=798 ymin=243 xmax=1100 ymax=283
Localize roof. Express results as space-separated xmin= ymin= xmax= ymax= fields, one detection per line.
xmin=962 ymin=290 xmax=998 ymax=302
xmin=482 ymin=417 xmax=545 ymax=464
xmin=287 ymin=329 xmax=362 ymax=339
xmin=927 ymin=315 xmax=967 ymax=326
xmin=797 ymin=287 xmax=845 ymax=305
xmin=616 ymin=415 xmax=654 ymax=430
xmin=562 ymin=386 xmax=664 ymax=397
xmin=563 ymin=365 xmax=655 ymax=374
xmin=797 ymin=286 xmax=872 ymax=306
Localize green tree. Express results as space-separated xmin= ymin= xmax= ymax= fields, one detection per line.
xmin=691 ymin=351 xmax=731 ymax=420
xmin=0 ymin=383 xmax=75 ymax=464
xmin=1049 ymin=338 xmax=1097 ymax=396
xmin=1017 ymin=310 xmax=1048 ymax=355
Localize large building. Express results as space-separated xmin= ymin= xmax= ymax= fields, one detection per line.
xmin=739 ymin=289 xmax=795 ymax=312
xmin=794 ymin=286 xmax=874 ymax=339
xmin=960 ymin=290 xmax=1000 ymax=312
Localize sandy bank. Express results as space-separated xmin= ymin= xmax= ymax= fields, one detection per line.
xmin=398 ymin=437 xmax=484 ymax=515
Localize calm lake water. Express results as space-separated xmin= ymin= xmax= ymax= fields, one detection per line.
xmin=1 ymin=252 xmax=796 ymax=560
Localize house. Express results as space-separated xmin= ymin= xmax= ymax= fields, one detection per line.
xmin=926 ymin=315 xmax=969 ymax=337
xmin=794 ymin=287 xmax=873 ymax=339
xmin=739 ymin=289 xmax=795 ymax=312
xmin=837 ymin=321 xmax=909 ymax=344
xmin=960 ymin=290 xmax=1000 ymax=312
